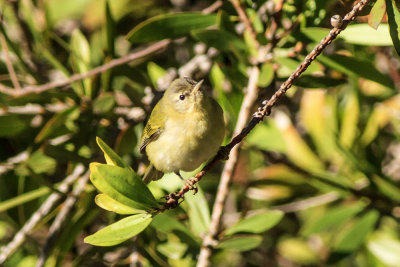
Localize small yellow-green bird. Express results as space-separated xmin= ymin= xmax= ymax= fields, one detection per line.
xmin=139 ymin=77 xmax=225 ymax=184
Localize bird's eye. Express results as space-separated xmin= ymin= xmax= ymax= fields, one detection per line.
xmin=179 ymin=94 xmax=185 ymax=100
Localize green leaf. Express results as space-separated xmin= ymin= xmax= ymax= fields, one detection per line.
xmin=372 ymin=175 xmax=400 ymax=202
xmin=216 ymin=235 xmax=263 ymax=251
xmin=70 ymin=29 xmax=92 ymax=97
xmin=277 ymin=238 xmax=319 ymax=265
xmin=0 ymin=187 xmax=50 ymax=213
xmin=0 ymin=115 xmax=27 ymax=137
xmin=104 ymin=0 xmax=115 ymax=56
xmin=147 ymin=62 xmax=166 ymax=88
xmin=246 ymin=122 xmax=286 ymax=153
xmin=333 ymin=210 xmax=379 ymax=252
xmin=95 ymin=193 xmax=144 ymax=214
xmin=301 ymin=202 xmax=366 ymax=236
xmin=317 ymin=54 xmax=394 ymax=89
xmin=84 ymin=213 xmax=152 ymax=246
xmin=89 ymin=163 xmax=158 ymax=211
xmin=183 ymin=188 xmax=211 ymax=237
xmin=386 ymin=0 xmax=400 ymax=55
xmin=151 ymin=213 xmax=194 ymax=238
xmin=126 ymin=12 xmax=216 ymax=43
xmin=93 ymin=93 xmax=115 ymax=114
xmin=369 ymin=0 xmax=386 ymax=29
xmin=295 ymin=75 xmax=346 ymax=88
xmin=27 ymin=150 xmax=57 ymax=174
xmin=35 ymin=107 xmax=80 ymax=143
xmin=191 ymin=29 xmax=248 ymax=54
xmin=258 ymin=63 xmax=274 ymax=87
xmin=340 ymin=24 xmax=393 ymax=46
xmin=298 ymin=27 xmax=330 ymax=43
xmin=157 ymin=241 xmax=188 ymax=260
xmin=368 ymin=232 xmax=400 ymax=266
xmin=96 ymin=137 xmax=127 ymax=168
xmin=225 ymin=210 xmax=284 ymax=236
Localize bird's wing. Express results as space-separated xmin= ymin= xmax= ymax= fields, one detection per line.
xmin=139 ymin=102 xmax=165 ymax=154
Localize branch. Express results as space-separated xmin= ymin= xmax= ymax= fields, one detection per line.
xmin=229 ymin=0 xmax=260 ymax=48
xmin=158 ymin=0 xmax=371 ymax=210
xmin=0 ymin=40 xmax=171 ymax=97
xmin=197 ymin=66 xmax=260 ymax=267
xmin=0 ymin=165 xmax=85 ymax=265
xmin=0 ymin=33 xmax=21 ymax=90
xmin=36 ymin=170 xmax=90 ymax=267
xmin=0 ymin=0 xmax=223 ymax=97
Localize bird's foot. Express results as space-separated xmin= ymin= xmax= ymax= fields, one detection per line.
xmin=184 ymin=177 xmax=198 ymax=194
xmin=217 ymin=146 xmax=230 ymax=160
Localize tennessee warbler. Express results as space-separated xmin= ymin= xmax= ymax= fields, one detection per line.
xmin=139 ymin=77 xmax=225 ymax=183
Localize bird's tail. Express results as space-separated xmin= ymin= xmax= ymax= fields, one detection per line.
xmin=143 ymin=164 xmax=164 ymax=184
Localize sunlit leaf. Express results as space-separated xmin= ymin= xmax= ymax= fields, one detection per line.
xmin=96 ymin=137 xmax=127 ymax=167
xmin=340 ymin=24 xmax=392 ymax=45
xmin=84 ymin=213 xmax=152 ymax=246
xmin=224 ymin=210 xmax=284 ymax=236
xmin=368 ymin=232 xmax=400 ymax=266
xmin=216 ymin=235 xmax=263 ymax=251
xmin=147 ymin=62 xmax=166 ymax=88
xmin=301 ymin=202 xmax=366 ymax=236
xmin=278 ymin=238 xmax=319 ymax=265
xmin=89 ymin=163 xmax=158 ymax=211
xmin=368 ymin=0 xmax=386 ymax=29
xmin=318 ymin=54 xmax=394 ymax=89
xmin=95 ymin=194 xmax=144 ymax=214
xmin=333 ymin=210 xmax=379 ymax=252
xmin=157 ymin=241 xmax=188 ymax=259
xmin=183 ymin=188 xmax=210 ymax=237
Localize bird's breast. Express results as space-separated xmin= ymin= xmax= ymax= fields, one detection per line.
xmin=146 ymin=109 xmax=223 ymax=173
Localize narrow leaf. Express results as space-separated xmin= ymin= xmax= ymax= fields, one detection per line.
xmin=84 ymin=214 xmax=152 ymax=246
xmin=369 ymin=0 xmax=386 ymax=29
xmin=95 ymin=194 xmax=144 ymax=214
xmin=225 ymin=210 xmax=284 ymax=236
xmin=216 ymin=235 xmax=263 ymax=251
xmin=96 ymin=137 xmax=127 ymax=168
xmin=386 ymin=0 xmax=400 ymax=55
xmin=126 ymin=13 xmax=216 ymax=43
xmin=334 ymin=210 xmax=379 ymax=252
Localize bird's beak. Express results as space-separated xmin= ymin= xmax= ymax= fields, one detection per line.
xmin=192 ymin=79 xmax=204 ymax=94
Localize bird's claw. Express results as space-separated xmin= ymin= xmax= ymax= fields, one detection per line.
xmin=217 ymin=146 xmax=230 ymax=160
xmin=185 ymin=177 xmax=198 ymax=194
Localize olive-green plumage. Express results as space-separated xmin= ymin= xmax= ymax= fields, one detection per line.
xmin=139 ymin=77 xmax=225 ymax=183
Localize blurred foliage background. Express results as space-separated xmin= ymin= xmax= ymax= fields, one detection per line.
xmin=1 ymin=0 xmax=400 ymax=266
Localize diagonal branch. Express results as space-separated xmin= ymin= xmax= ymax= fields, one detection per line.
xmin=0 ymin=165 xmax=85 ymax=265
xmin=0 ymin=1 xmax=223 ymax=97
xmin=158 ymin=0 xmax=371 ymax=211
xmin=197 ymin=66 xmax=260 ymax=267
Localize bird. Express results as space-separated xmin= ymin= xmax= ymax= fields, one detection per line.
xmin=139 ymin=77 xmax=225 ymax=184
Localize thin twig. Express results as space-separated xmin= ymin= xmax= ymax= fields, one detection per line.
xmin=0 ymin=33 xmax=21 ymax=90
xmin=0 ymin=40 xmax=171 ymax=97
xmin=0 ymin=165 xmax=85 ymax=265
xmin=229 ymin=0 xmax=260 ymax=48
xmin=271 ymin=192 xmax=340 ymax=213
xmin=0 ymin=1 xmax=222 ymax=97
xmin=36 ymin=170 xmax=90 ymax=267
xmin=158 ymin=0 xmax=370 ymax=211
xmin=197 ymin=66 xmax=260 ymax=267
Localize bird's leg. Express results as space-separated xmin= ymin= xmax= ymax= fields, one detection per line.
xmin=217 ymin=145 xmax=230 ymax=160
xmin=175 ymin=171 xmax=198 ymax=194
